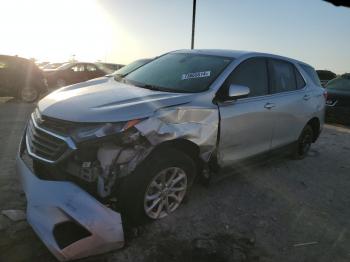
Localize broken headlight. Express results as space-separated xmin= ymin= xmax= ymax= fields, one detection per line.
xmin=71 ymin=120 xmax=141 ymax=143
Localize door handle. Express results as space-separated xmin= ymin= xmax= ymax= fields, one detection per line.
xmin=303 ymin=94 xmax=311 ymax=101
xmin=264 ymin=102 xmax=275 ymax=109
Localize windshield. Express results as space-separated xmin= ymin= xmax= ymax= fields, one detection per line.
xmin=124 ymin=53 xmax=232 ymax=93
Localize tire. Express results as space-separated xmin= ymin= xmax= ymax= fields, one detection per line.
xmin=293 ymin=125 xmax=314 ymax=160
xmin=56 ymin=79 xmax=66 ymax=87
xmin=118 ymin=148 xmax=196 ymax=225
xmin=19 ymin=87 xmax=39 ymax=103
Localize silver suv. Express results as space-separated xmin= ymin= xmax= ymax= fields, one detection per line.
xmin=17 ymin=49 xmax=326 ymax=260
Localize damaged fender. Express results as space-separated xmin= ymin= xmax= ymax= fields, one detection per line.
xmin=16 ymin=155 xmax=124 ymax=261
xmin=95 ymin=106 xmax=219 ymax=195
xmin=135 ymin=106 xmax=219 ymax=161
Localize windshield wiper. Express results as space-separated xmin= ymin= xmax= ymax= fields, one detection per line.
xmin=141 ymin=84 xmax=164 ymax=91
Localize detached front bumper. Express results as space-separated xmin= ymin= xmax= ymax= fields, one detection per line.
xmin=16 ymin=143 xmax=124 ymax=261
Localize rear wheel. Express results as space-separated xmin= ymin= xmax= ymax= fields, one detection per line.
xmin=19 ymin=87 xmax=39 ymax=103
xmin=118 ymin=148 xmax=196 ymax=225
xmin=293 ymin=125 xmax=314 ymax=160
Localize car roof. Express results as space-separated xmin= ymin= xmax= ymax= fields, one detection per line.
xmin=0 ymin=54 xmax=30 ymax=62
xmin=172 ymin=49 xmax=311 ymax=67
xmin=173 ymin=49 xmax=250 ymax=58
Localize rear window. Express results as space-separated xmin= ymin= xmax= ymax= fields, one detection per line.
xmin=300 ymin=64 xmax=321 ymax=86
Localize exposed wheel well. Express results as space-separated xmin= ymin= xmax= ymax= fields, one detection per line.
xmin=307 ymin=117 xmax=320 ymax=142
xmin=155 ymin=139 xmax=201 ymax=163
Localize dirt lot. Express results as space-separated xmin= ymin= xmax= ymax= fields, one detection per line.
xmin=0 ymin=97 xmax=349 ymax=262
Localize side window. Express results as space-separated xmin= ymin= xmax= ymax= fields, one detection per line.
xmin=224 ymin=58 xmax=268 ymax=98
xmin=0 ymin=59 xmax=12 ymax=70
xmin=86 ymin=64 xmax=97 ymax=72
xmin=295 ymin=67 xmax=306 ymax=89
xmin=300 ymin=64 xmax=321 ymax=86
xmin=71 ymin=64 xmax=85 ymax=72
xmin=0 ymin=61 xmax=8 ymax=69
xmin=268 ymin=59 xmax=296 ymax=93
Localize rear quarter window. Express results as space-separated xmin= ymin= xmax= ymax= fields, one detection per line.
xmin=300 ymin=64 xmax=321 ymax=86
xmin=295 ymin=67 xmax=306 ymax=89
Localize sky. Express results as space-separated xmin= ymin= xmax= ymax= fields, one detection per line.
xmin=0 ymin=0 xmax=349 ymax=73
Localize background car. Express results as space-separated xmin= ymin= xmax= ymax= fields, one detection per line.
xmin=325 ymin=73 xmax=350 ymax=125
xmin=36 ymin=61 xmax=50 ymax=69
xmin=44 ymin=62 xmax=109 ymax=88
xmin=0 ymin=55 xmax=48 ymax=102
xmin=317 ymin=70 xmax=337 ymax=86
xmin=41 ymin=62 xmax=63 ymax=70
xmin=96 ymin=62 xmax=124 ymax=74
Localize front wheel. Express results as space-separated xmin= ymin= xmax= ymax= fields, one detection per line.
xmin=19 ymin=87 xmax=39 ymax=103
xmin=293 ymin=125 xmax=314 ymax=160
xmin=118 ymin=148 xmax=196 ymax=225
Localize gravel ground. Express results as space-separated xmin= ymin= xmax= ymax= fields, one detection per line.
xmin=0 ymin=97 xmax=349 ymax=262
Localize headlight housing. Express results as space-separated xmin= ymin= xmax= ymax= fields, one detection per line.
xmin=71 ymin=119 xmax=141 ymax=143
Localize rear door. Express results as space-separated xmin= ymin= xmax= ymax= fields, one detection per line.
xmin=69 ymin=63 xmax=87 ymax=84
xmin=86 ymin=63 xmax=104 ymax=80
xmin=218 ymin=57 xmax=275 ymax=165
xmin=326 ymin=76 xmax=350 ymax=124
xmin=267 ymin=58 xmax=310 ymax=148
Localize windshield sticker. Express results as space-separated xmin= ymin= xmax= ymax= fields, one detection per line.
xmin=181 ymin=71 xmax=211 ymax=80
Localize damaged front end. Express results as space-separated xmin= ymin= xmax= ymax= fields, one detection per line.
xmin=17 ymin=104 xmax=219 ymax=260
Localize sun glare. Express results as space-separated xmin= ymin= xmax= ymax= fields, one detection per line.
xmin=0 ymin=0 xmax=117 ymax=62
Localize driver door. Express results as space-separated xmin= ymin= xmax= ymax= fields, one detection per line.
xmin=218 ymin=57 xmax=275 ymax=166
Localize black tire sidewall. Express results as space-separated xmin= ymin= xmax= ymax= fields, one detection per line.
xmin=294 ymin=125 xmax=314 ymax=160
xmin=19 ymin=86 xmax=39 ymax=103
xmin=118 ymin=148 xmax=196 ymax=225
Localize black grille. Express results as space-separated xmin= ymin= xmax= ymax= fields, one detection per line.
xmin=26 ymin=118 xmax=68 ymax=162
xmin=33 ymin=110 xmax=75 ymax=135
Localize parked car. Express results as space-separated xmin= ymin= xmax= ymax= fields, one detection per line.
xmin=42 ymin=62 xmax=63 ymax=70
xmin=36 ymin=61 xmax=50 ymax=69
xmin=317 ymin=70 xmax=337 ymax=86
xmin=96 ymin=62 xmax=124 ymax=74
xmin=325 ymin=73 xmax=350 ymax=125
xmin=43 ymin=62 xmax=108 ymax=88
xmin=113 ymin=58 xmax=152 ymax=77
xmin=0 ymin=55 xmax=48 ymax=102
xmin=17 ymin=50 xmax=325 ymax=260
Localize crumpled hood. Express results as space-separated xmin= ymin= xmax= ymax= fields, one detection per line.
xmin=38 ymin=78 xmax=195 ymax=122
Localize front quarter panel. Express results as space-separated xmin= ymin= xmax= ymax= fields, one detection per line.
xmin=135 ymin=104 xmax=219 ymax=161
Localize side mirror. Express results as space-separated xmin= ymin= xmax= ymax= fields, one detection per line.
xmin=228 ymin=84 xmax=250 ymax=99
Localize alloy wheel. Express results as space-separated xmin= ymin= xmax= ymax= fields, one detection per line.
xmin=144 ymin=167 xmax=187 ymax=219
xmin=300 ymin=131 xmax=312 ymax=156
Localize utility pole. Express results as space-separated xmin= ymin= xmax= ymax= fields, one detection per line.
xmin=191 ymin=0 xmax=196 ymax=49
